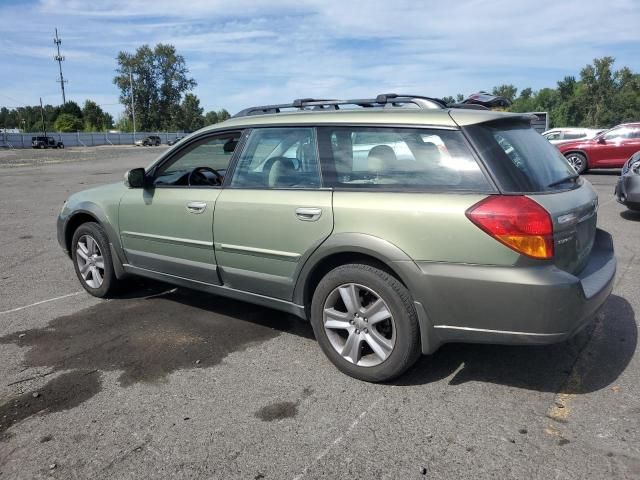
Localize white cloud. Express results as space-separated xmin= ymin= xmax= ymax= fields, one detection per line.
xmin=1 ymin=0 xmax=639 ymax=118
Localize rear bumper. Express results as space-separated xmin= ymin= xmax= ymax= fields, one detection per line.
xmin=615 ymin=174 xmax=640 ymax=210
xmin=405 ymin=229 xmax=616 ymax=354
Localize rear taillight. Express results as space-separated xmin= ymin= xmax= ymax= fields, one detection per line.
xmin=466 ymin=195 xmax=554 ymax=259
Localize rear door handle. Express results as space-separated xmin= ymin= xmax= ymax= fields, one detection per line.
xmin=186 ymin=201 xmax=207 ymax=214
xmin=295 ymin=207 xmax=322 ymax=221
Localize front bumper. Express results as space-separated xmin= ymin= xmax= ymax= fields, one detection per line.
xmin=615 ymin=174 xmax=640 ymax=210
xmin=406 ymin=229 xmax=616 ymax=354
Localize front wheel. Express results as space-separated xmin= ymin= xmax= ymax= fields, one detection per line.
xmin=565 ymin=152 xmax=588 ymax=174
xmin=71 ymin=222 xmax=120 ymax=297
xmin=310 ymin=264 xmax=421 ymax=382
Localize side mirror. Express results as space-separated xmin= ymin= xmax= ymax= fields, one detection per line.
xmin=124 ymin=168 xmax=147 ymax=188
xmin=597 ymin=137 xmax=606 ymax=144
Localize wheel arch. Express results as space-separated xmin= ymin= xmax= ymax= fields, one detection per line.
xmin=62 ymin=202 xmax=128 ymax=279
xmin=64 ymin=210 xmax=100 ymax=253
xmin=294 ymin=232 xmax=437 ymax=355
xmin=293 ymin=233 xmax=420 ymax=314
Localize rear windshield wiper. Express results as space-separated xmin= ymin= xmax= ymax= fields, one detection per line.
xmin=547 ymin=174 xmax=579 ymax=188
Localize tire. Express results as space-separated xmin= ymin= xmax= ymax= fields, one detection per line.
xmin=564 ymin=152 xmax=588 ymax=174
xmin=310 ymin=264 xmax=421 ymax=382
xmin=71 ymin=222 xmax=120 ymax=298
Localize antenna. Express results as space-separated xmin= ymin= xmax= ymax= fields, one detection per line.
xmin=53 ymin=28 xmax=67 ymax=104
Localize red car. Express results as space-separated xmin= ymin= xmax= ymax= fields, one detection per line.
xmin=558 ymin=122 xmax=640 ymax=173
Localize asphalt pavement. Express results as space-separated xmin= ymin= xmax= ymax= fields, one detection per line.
xmin=0 ymin=146 xmax=638 ymax=479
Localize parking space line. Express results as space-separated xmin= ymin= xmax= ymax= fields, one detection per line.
xmin=0 ymin=291 xmax=84 ymax=316
xmin=292 ymin=397 xmax=382 ymax=480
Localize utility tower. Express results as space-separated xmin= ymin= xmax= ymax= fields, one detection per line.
xmin=53 ymin=28 xmax=67 ymax=104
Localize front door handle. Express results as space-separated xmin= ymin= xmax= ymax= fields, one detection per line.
xmin=186 ymin=201 xmax=207 ymax=214
xmin=295 ymin=207 xmax=322 ymax=221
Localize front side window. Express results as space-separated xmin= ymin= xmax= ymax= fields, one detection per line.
xmin=603 ymin=127 xmax=629 ymax=141
xmin=318 ymin=127 xmax=492 ymax=191
xmin=628 ymin=128 xmax=640 ymax=139
xmin=230 ymin=128 xmax=321 ymax=188
xmin=153 ymin=131 xmax=240 ymax=187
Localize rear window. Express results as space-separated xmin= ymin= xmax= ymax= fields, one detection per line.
xmin=317 ymin=127 xmax=492 ymax=191
xmin=465 ymin=121 xmax=580 ymax=192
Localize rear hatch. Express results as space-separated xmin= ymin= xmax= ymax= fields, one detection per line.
xmin=461 ymin=117 xmax=598 ymax=274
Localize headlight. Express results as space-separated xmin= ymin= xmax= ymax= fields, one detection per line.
xmin=631 ymin=161 xmax=640 ymax=174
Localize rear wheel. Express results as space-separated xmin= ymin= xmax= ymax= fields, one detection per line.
xmin=310 ymin=264 xmax=421 ymax=382
xmin=565 ymin=152 xmax=588 ymax=174
xmin=71 ymin=222 xmax=120 ymax=297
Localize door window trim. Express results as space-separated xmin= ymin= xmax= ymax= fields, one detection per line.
xmin=147 ymin=129 xmax=246 ymax=189
xmin=224 ymin=126 xmax=328 ymax=191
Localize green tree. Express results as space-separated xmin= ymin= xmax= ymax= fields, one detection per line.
xmin=82 ymin=100 xmax=113 ymax=131
xmin=114 ymin=116 xmax=133 ymax=132
xmin=114 ymin=43 xmax=197 ymax=131
xmin=54 ymin=113 xmax=83 ymax=132
xmin=60 ymin=101 xmax=83 ymax=119
xmin=204 ymin=110 xmax=219 ymax=125
xmin=179 ymin=93 xmax=204 ymax=131
xmin=492 ymin=84 xmax=518 ymax=103
xmin=580 ymin=56 xmax=616 ymax=127
xmin=216 ymin=109 xmax=231 ymax=122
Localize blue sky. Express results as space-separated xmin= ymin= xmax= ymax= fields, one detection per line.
xmin=1 ymin=0 xmax=639 ymax=119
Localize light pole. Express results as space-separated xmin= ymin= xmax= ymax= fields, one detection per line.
xmin=54 ymin=28 xmax=67 ymax=104
xmin=129 ymin=69 xmax=136 ymax=142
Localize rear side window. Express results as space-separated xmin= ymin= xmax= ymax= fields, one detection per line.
xmin=563 ymin=132 xmax=586 ymax=140
xmin=317 ymin=127 xmax=492 ymax=191
xmin=465 ymin=120 xmax=579 ymax=192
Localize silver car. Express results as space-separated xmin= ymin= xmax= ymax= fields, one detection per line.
xmin=542 ymin=128 xmax=603 ymax=145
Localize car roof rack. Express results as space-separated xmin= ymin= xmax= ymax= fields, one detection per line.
xmin=233 ymin=93 xmax=452 ymax=118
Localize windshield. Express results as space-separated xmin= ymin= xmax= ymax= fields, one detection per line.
xmin=465 ymin=120 xmax=580 ymax=192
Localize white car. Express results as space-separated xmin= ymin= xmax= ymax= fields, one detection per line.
xmin=542 ymin=128 xmax=603 ymax=145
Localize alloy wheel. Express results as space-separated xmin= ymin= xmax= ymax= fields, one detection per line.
xmin=76 ymin=234 xmax=105 ymax=288
xmin=323 ymin=283 xmax=396 ymax=367
xmin=566 ymin=154 xmax=585 ymax=173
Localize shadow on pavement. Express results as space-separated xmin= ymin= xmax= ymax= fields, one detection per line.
xmin=395 ymin=295 xmax=636 ymax=394
xmin=0 ymin=286 xmax=634 ymax=437
xmin=620 ymin=209 xmax=640 ymax=222
xmin=0 ymin=285 xmax=313 ymax=438
xmin=585 ymin=169 xmax=621 ymax=176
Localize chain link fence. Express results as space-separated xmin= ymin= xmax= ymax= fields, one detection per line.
xmin=0 ymin=131 xmax=185 ymax=149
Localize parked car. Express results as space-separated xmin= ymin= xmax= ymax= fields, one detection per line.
xmin=57 ymin=94 xmax=616 ymax=382
xmin=615 ymin=151 xmax=640 ymax=212
xmin=557 ymin=123 xmax=640 ymax=173
xmin=542 ymin=128 xmax=603 ymax=145
xmin=31 ymin=136 xmax=64 ymax=149
xmin=167 ymin=135 xmax=186 ymax=146
xmin=135 ymin=135 xmax=161 ymax=146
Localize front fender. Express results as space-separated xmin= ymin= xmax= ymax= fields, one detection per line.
xmin=58 ymin=188 xmax=128 ymax=278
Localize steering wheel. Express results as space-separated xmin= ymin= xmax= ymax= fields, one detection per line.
xmin=188 ymin=166 xmax=224 ymax=186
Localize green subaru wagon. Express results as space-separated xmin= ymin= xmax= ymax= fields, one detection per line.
xmin=57 ymin=94 xmax=616 ymax=382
